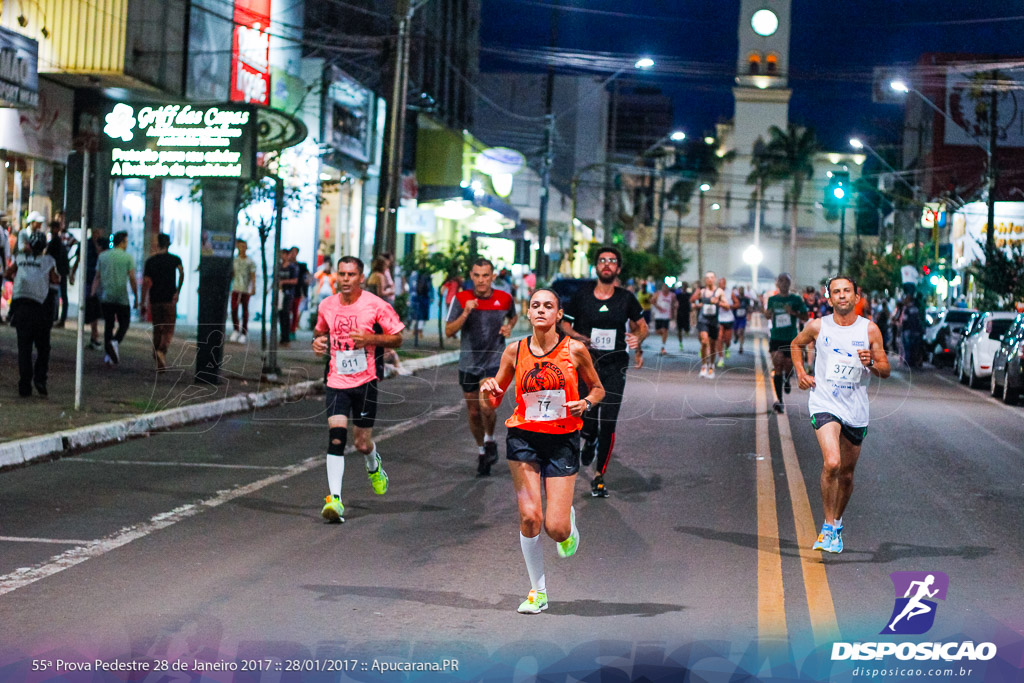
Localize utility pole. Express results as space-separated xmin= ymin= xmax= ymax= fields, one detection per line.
xmin=697 ymin=189 xmax=706 ymax=277
xmin=536 ymin=8 xmax=558 ymax=280
xmin=375 ymin=0 xmax=417 ymax=257
xmin=838 ymin=203 xmax=847 ymax=273
xmin=985 ymin=82 xmax=998 ymax=262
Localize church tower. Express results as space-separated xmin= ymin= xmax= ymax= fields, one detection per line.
xmin=715 ymin=0 xmax=792 ymax=248
xmin=732 ymin=0 xmax=792 ymax=156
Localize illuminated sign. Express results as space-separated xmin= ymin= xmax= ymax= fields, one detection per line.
xmin=102 ymin=102 xmax=256 ymax=180
xmin=0 ymin=26 xmax=38 ymax=108
xmin=230 ymin=0 xmax=271 ymax=106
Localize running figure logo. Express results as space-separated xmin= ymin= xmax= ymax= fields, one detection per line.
xmin=881 ymin=571 xmax=949 ymax=635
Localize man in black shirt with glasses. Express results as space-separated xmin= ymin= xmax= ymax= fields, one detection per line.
xmin=560 ymin=246 xmax=647 ymax=497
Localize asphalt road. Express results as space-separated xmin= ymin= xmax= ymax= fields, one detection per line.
xmin=1 ymin=331 xmax=1022 ymax=682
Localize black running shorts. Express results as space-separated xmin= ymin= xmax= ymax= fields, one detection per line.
xmin=506 ymin=427 xmax=580 ymax=478
xmin=654 ymin=319 xmax=670 ymax=331
xmin=769 ymin=338 xmax=793 ymax=355
xmin=458 ymin=367 xmax=500 ymax=394
xmin=326 ymin=382 xmax=378 ymax=428
xmin=697 ymin=320 xmax=719 ymax=340
xmin=810 ymin=412 xmax=868 ymax=446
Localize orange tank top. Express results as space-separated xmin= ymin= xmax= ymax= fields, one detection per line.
xmin=505 ymin=334 xmax=582 ymax=434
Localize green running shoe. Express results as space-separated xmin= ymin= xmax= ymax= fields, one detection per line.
xmin=517 ymin=589 xmax=548 ymax=614
xmin=557 ymin=507 xmax=579 ymax=558
xmin=321 ymin=495 xmax=345 ymax=523
xmin=367 ymin=454 xmax=389 ymax=495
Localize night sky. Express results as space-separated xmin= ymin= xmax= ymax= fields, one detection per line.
xmin=480 ymin=0 xmax=1022 ymax=151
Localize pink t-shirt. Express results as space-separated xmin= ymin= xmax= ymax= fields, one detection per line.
xmin=316 ymin=290 xmax=405 ymax=389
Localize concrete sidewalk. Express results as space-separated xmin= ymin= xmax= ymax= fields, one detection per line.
xmin=0 ymin=316 xmax=465 ymax=468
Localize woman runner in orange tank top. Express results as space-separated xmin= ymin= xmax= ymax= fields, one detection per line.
xmin=481 ymin=288 xmax=604 ymax=614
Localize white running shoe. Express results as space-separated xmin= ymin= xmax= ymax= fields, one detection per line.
xmin=229 ymin=330 xmax=240 ymax=343
xmin=237 ymin=333 xmax=247 ymax=344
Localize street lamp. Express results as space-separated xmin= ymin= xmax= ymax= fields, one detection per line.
xmin=670 ymin=130 xmax=686 ymax=142
xmin=890 ymin=76 xmax=998 ymax=261
xmin=850 ymin=135 xmax=918 ymax=246
xmin=539 ymin=56 xmax=655 ymax=279
xmin=743 ymin=243 xmax=764 ymax=295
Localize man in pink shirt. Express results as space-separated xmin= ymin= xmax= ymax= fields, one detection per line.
xmin=312 ymin=256 xmax=405 ymax=523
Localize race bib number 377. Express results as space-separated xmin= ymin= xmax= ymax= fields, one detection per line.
xmin=335 ymin=349 xmax=368 ymax=375
xmin=826 ymin=359 xmax=862 ymax=383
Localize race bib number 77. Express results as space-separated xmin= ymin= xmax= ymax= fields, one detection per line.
xmin=523 ymin=389 xmax=567 ymax=421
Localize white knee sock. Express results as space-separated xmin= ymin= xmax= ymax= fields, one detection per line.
xmin=364 ymin=445 xmax=379 ymax=471
xmin=326 ymin=455 xmax=345 ymax=498
xmin=519 ymin=532 xmax=546 ymax=592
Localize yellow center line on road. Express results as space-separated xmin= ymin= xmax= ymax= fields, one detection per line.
xmin=760 ymin=339 xmax=840 ymax=645
xmin=753 ymin=337 xmax=788 ymax=643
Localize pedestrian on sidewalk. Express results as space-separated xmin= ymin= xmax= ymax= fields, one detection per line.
xmin=57 ymin=219 xmax=80 ymax=328
xmin=17 ymin=211 xmax=46 ymax=252
xmin=83 ymin=230 xmax=108 ymax=349
xmin=5 ymin=231 xmax=59 ymax=397
xmin=92 ymin=230 xmax=138 ymax=366
xmin=230 ymin=239 xmax=256 ymax=343
xmin=289 ymin=246 xmax=310 ymax=333
xmin=278 ymin=248 xmax=299 ymax=346
xmin=45 ymin=220 xmax=70 ymax=325
xmin=141 ymin=233 xmax=184 ymax=371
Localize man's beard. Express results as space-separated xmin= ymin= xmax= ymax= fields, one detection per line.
xmin=597 ymin=270 xmax=617 ymax=284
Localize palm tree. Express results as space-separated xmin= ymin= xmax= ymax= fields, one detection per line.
xmin=668 ymin=138 xmax=731 ymax=275
xmin=748 ymin=123 xmax=819 ymax=276
xmin=666 ymin=179 xmax=693 ymax=249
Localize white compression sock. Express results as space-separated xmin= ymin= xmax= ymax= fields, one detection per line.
xmin=519 ymin=532 xmax=546 ymax=592
xmin=364 ymin=446 xmax=379 ymax=472
xmin=483 ymin=434 xmax=495 ymax=443
xmin=326 ymin=455 xmax=345 ymax=498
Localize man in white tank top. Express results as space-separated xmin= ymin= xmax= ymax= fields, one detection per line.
xmin=790 ymin=275 xmax=890 ymax=554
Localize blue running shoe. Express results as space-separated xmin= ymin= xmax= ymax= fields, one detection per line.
xmin=812 ymin=523 xmax=834 ymax=551
xmin=828 ymin=524 xmax=844 ymax=554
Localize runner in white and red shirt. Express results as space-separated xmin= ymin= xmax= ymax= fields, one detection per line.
xmin=312 ymin=256 xmax=405 ymax=523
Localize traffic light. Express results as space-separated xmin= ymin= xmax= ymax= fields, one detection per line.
xmin=824 ymin=171 xmax=850 ymax=209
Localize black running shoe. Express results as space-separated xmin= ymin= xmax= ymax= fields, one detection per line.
xmin=477 ymin=452 xmax=491 ymax=477
xmin=773 ymin=401 xmax=785 ymax=414
xmin=591 ymin=475 xmax=609 ymax=498
xmin=484 ymin=440 xmax=499 ymax=467
xmin=580 ymin=438 xmax=598 ymax=467
xmin=783 ymin=375 xmax=791 ymax=394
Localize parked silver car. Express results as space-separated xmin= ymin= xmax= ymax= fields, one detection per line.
xmin=990 ymin=313 xmax=1024 ymax=405
xmin=925 ymin=308 xmax=976 ymax=365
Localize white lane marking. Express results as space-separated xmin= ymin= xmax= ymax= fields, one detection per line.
xmin=71 ymin=459 xmax=289 ymax=471
xmin=0 ymin=405 xmax=460 ymax=597
xmin=0 ymin=537 xmax=92 ymax=545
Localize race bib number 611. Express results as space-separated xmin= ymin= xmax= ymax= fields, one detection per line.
xmin=335 ymin=349 xmax=368 ymax=375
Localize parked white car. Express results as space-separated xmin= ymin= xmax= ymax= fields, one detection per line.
xmin=959 ymin=311 xmax=1018 ymax=388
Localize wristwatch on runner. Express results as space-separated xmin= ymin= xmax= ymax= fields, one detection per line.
xmin=583 ymin=398 xmax=593 ymax=412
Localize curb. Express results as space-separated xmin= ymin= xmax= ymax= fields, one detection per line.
xmin=0 ymin=348 xmax=462 ymax=471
